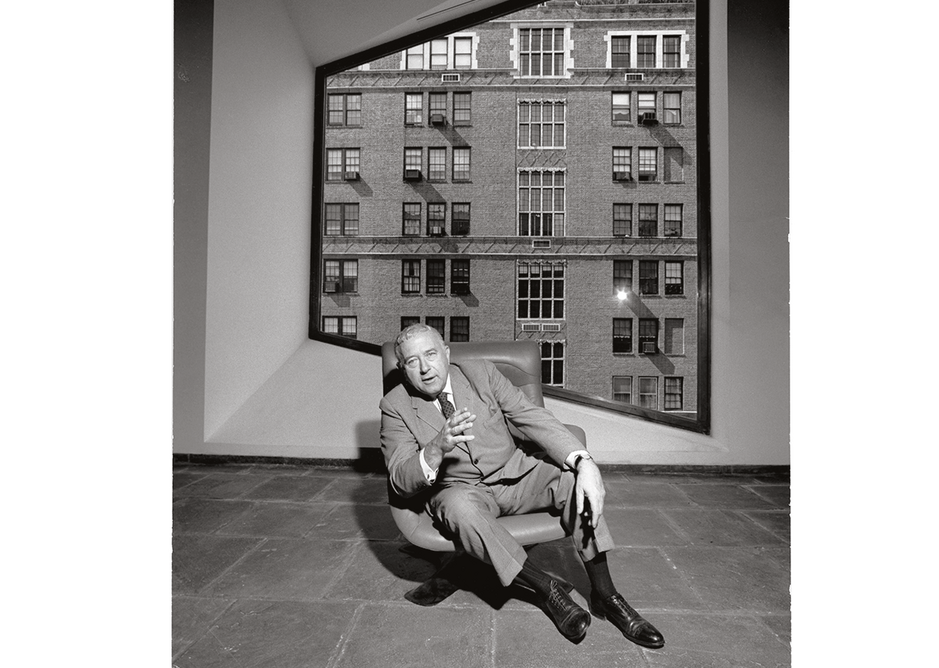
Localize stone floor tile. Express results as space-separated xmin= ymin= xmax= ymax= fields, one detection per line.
xmin=173 ymin=598 xmax=359 ymax=668
xmin=743 ymin=484 xmax=790 ymax=508
xmin=314 ymin=476 xmax=391 ymax=505
xmin=759 ymin=613 xmax=791 ymax=646
xmin=606 ymin=547 xmax=709 ymax=611
xmin=173 ymin=470 xmax=209 ymax=490
xmin=674 ymin=483 xmax=778 ymax=509
xmin=173 ymin=473 xmax=269 ymax=500
xmin=661 ymin=508 xmax=785 ymax=546
xmin=172 ymin=595 xmax=235 ymax=657
xmin=307 ymin=502 xmax=401 ymax=541
xmin=173 ymin=498 xmax=255 ymax=535
xmin=603 ymin=507 xmax=691 ymax=546
xmin=240 ymin=475 xmax=333 ymax=502
xmin=205 ymin=537 xmax=358 ymax=601
xmin=217 ymin=502 xmax=333 ymax=539
xmin=641 ymin=612 xmax=790 ymax=667
xmin=324 ymin=541 xmax=438 ymax=602
xmin=493 ymin=607 xmax=647 ymax=668
xmin=335 ymin=602 xmax=492 ymax=668
xmin=740 ymin=510 xmax=790 ymax=543
xmin=662 ymin=546 xmax=790 ymax=613
xmin=172 ymin=534 xmax=263 ymax=594
xmin=602 ymin=480 xmax=695 ymax=508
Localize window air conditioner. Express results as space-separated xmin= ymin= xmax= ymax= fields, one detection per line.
xmin=343 ymin=171 xmax=360 ymax=181
xmin=613 ymin=171 xmax=632 ymax=182
xmin=639 ymin=112 xmax=658 ymax=126
xmin=430 ymin=113 xmax=446 ymax=125
xmin=323 ymin=281 xmax=340 ymax=293
xmin=404 ymin=169 xmax=422 ymax=181
xmin=429 ymin=226 xmax=444 ymax=236
xmin=640 ymin=341 xmax=657 ymax=354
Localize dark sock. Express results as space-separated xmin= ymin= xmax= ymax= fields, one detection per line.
xmin=584 ymin=552 xmax=617 ymax=599
xmin=515 ymin=558 xmax=555 ymax=597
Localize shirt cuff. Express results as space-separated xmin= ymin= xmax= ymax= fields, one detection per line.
xmin=565 ymin=449 xmax=591 ymax=471
xmin=419 ymin=448 xmax=438 ymax=484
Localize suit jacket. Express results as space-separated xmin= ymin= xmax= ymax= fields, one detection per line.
xmin=379 ymin=359 xmax=583 ymax=497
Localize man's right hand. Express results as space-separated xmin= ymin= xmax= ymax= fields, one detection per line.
xmin=422 ymin=408 xmax=476 ymax=470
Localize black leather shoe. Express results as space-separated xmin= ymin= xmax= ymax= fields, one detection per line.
xmin=590 ymin=592 xmax=664 ymax=649
xmin=540 ymin=580 xmax=591 ymax=642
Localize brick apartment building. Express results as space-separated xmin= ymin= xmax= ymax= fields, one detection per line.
xmin=320 ymin=0 xmax=699 ymax=415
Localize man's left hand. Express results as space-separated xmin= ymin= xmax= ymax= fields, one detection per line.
xmin=574 ymin=459 xmax=605 ymax=529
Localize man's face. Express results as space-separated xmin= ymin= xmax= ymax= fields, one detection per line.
xmin=397 ymin=330 xmax=450 ymax=398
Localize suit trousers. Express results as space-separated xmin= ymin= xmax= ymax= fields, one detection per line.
xmin=427 ymin=458 xmax=615 ymax=587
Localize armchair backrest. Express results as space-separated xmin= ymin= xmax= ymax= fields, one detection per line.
xmin=380 ymin=340 xmax=545 ymax=408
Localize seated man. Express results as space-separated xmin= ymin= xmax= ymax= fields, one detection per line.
xmin=379 ymin=324 xmax=664 ymax=647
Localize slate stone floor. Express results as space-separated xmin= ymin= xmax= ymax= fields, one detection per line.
xmin=173 ymin=463 xmax=790 ymax=667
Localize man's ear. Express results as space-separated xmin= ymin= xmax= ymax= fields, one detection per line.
xmin=444 ymin=345 xmax=450 ymax=363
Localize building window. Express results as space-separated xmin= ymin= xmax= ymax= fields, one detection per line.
xmin=403 ymin=34 xmax=477 ymax=70
xmin=664 ymin=148 xmax=684 ymax=183
xmin=427 ymin=259 xmax=446 ymax=294
xmin=638 ymin=92 xmax=655 ymax=118
xmin=518 ymin=27 xmax=567 ymax=78
xmin=613 ymin=148 xmax=631 ymax=181
xmin=429 ymin=92 xmax=447 ymax=122
xmin=664 ymin=377 xmax=683 ymax=410
xmin=322 ymin=316 xmax=357 ymax=339
xmin=454 ymin=36 xmax=473 ymax=68
xmin=326 ymin=148 xmax=360 ymax=181
xmin=664 ymin=318 xmax=684 ymax=355
xmin=518 ymin=261 xmax=564 ymax=319
xmin=639 ymin=204 xmax=657 ymax=237
xmin=453 ymin=92 xmax=472 ymax=125
xmin=612 ymin=376 xmax=632 ymax=404
xmin=428 ymin=148 xmax=446 ymax=181
xmin=614 ymin=259 xmax=632 ymax=294
xmin=403 ymin=203 xmax=421 ymax=236
xmin=327 ymin=93 xmax=361 ymax=126
xmin=404 ymin=147 xmax=422 ymax=180
xmin=426 ymin=316 xmax=445 ymax=339
xmin=638 ymin=376 xmax=657 ymax=409
xmin=518 ymin=100 xmax=565 ymax=148
xmin=428 ymin=203 xmax=446 ymax=236
xmin=613 ymin=318 xmax=632 ymax=353
xmin=664 ymin=203 xmax=682 ymax=237
xmin=611 ymin=36 xmax=630 ymax=68
xmin=401 ymin=316 xmax=420 ymax=330
xmin=324 ymin=203 xmax=359 ymax=236
xmin=663 ymin=92 xmax=681 ymax=124
xmin=613 ymin=204 xmax=632 ymax=237
xmin=541 ymin=341 xmax=564 ymax=386
xmin=638 ymin=148 xmax=657 ymax=182
xmin=430 ymin=38 xmax=448 ymax=69
xmin=637 ymin=36 xmax=656 ymax=68
xmin=639 ymin=260 xmax=658 ymax=295
xmin=612 ymin=92 xmax=630 ymax=124
xmin=450 ymin=316 xmax=470 ymax=342
xmin=639 ymin=319 xmax=659 ymax=354
xmin=402 ymin=260 xmax=421 ymax=294
xmin=451 ymin=259 xmax=470 ymax=295
xmin=519 ymin=170 xmax=565 ymax=236
xmin=405 ymin=44 xmax=424 ymax=69
xmin=665 ymin=261 xmax=684 ymax=295
xmin=663 ymin=35 xmax=682 ymax=68
xmin=323 ymin=259 xmax=358 ymax=293
xmin=452 ymin=203 xmax=470 ymax=235
xmin=453 ymin=147 xmax=471 ymax=181
xmin=405 ymin=93 xmax=422 ymax=125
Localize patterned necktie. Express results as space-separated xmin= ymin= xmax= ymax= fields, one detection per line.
xmin=438 ymin=392 xmax=455 ymax=419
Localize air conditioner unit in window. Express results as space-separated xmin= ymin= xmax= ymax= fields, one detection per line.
xmin=640 ymin=341 xmax=657 ymax=354
xmin=343 ymin=171 xmax=360 ymax=181
xmin=429 ymin=226 xmax=444 ymax=236
xmin=441 ymin=73 xmax=461 ymax=83
xmin=664 ymin=229 xmax=680 ymax=237
xmin=430 ymin=113 xmax=446 ymax=125
xmin=323 ymin=281 xmax=340 ymax=293
xmin=404 ymin=169 xmax=422 ymax=181
xmin=639 ymin=112 xmax=658 ymax=126
xmin=613 ymin=171 xmax=632 ymax=182
xmin=452 ymin=284 xmax=470 ymax=296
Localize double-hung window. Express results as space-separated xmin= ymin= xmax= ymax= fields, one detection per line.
xmin=427 ymin=259 xmax=445 ymax=294
xmin=429 ymin=93 xmax=447 ymax=123
xmin=664 ymin=377 xmax=683 ymax=410
xmin=613 ymin=204 xmax=632 ymax=237
xmin=639 ymin=260 xmax=658 ymax=294
xmin=451 ymin=259 xmax=470 ymax=295
xmin=541 ymin=341 xmax=564 ymax=386
xmin=665 ymin=261 xmax=684 ymax=295
xmin=639 ymin=204 xmax=658 ymax=237
xmin=405 ymin=93 xmax=422 ymax=125
xmin=324 ymin=203 xmax=359 ymax=236
xmin=428 ymin=203 xmax=446 ymax=236
xmin=663 ymin=36 xmax=682 ymax=68
xmin=322 ymin=316 xmax=356 ymax=339
xmin=326 ymin=148 xmax=359 ymax=181
xmin=613 ymin=318 xmax=632 ymax=353
xmin=664 ymin=204 xmax=682 ymax=237
xmin=613 ymin=376 xmax=632 ymax=404
xmin=401 ymin=260 xmax=421 ymax=294
xmin=612 ymin=92 xmax=630 ymax=124
xmin=613 ymin=148 xmax=631 ymax=181
xmin=453 ymin=148 xmax=471 ymax=181
xmin=453 ymin=92 xmax=472 ymax=125
xmin=428 ymin=148 xmax=446 ymax=181
xmin=452 ymin=203 xmax=470 ymax=235
xmin=402 ymin=203 xmax=421 ymax=236
xmin=613 ymin=259 xmax=632 ymax=294
xmin=638 ymin=148 xmax=657 ymax=182
xmin=638 ymin=377 xmax=657 ymax=409
xmin=450 ymin=316 xmax=470 ymax=342
xmin=426 ymin=317 xmax=445 ymax=339
xmin=323 ymin=259 xmax=358 ymax=293
xmin=639 ymin=319 xmax=659 ymax=354
xmin=327 ymin=94 xmax=361 ymax=126
xmin=611 ymin=36 xmax=630 ymax=68
xmin=663 ymin=92 xmax=681 ymax=124
xmin=404 ymin=148 xmax=422 ymax=180
xmin=637 ymin=36 xmax=656 ymax=68
xmin=519 ymin=170 xmax=564 ymax=236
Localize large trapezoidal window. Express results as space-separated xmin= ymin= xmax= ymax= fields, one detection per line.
xmin=310 ymin=0 xmax=711 ymax=434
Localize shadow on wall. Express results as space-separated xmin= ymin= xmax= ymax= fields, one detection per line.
xmin=354 ymin=419 xmax=385 ymax=472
